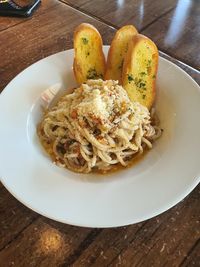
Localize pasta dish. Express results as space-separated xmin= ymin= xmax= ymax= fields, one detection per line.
xmin=37 ymin=79 xmax=161 ymax=173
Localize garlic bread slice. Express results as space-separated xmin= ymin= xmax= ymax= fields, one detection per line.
xmin=105 ymin=25 xmax=138 ymax=83
xmin=73 ymin=23 xmax=106 ymax=84
xmin=122 ymin=34 xmax=158 ymax=109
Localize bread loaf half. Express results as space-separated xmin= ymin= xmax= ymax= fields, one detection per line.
xmin=122 ymin=34 xmax=158 ymax=109
xmin=105 ymin=25 xmax=138 ymax=83
xmin=73 ymin=23 xmax=106 ymax=84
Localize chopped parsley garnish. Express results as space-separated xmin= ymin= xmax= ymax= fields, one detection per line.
xmin=128 ymin=74 xmax=146 ymax=89
xmin=124 ymin=44 xmax=128 ymax=53
xmin=152 ymin=74 xmax=156 ymax=79
xmin=147 ymin=59 xmax=152 ymax=66
xmin=134 ymin=77 xmax=146 ymax=89
xmin=118 ymin=59 xmax=124 ymax=70
xmin=140 ymin=72 xmax=146 ymax=76
xmin=128 ymin=74 xmax=134 ymax=83
xmin=147 ymin=59 xmax=152 ymax=74
xmin=86 ymin=68 xmax=103 ymax=79
xmin=82 ymin=37 xmax=88 ymax=44
xmin=142 ymin=94 xmax=146 ymax=99
xmin=139 ymin=82 xmax=146 ymax=89
xmin=86 ymin=52 xmax=90 ymax=57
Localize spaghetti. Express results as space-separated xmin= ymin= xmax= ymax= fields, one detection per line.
xmin=37 ymin=79 xmax=161 ymax=173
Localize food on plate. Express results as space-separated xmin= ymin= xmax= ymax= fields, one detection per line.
xmin=122 ymin=34 xmax=158 ymax=109
xmin=37 ymin=24 xmax=162 ymax=174
xmin=105 ymin=25 xmax=138 ymax=83
xmin=73 ymin=23 xmax=106 ymax=84
xmin=37 ymin=79 xmax=161 ymax=173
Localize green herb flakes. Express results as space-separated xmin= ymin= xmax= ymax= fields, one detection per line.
xmin=147 ymin=59 xmax=152 ymax=66
xmin=128 ymin=74 xmax=134 ymax=83
xmin=134 ymin=77 xmax=146 ymax=89
xmin=140 ymin=72 xmax=146 ymax=76
xmin=86 ymin=68 xmax=103 ymax=79
xmin=118 ymin=59 xmax=124 ymax=70
xmin=147 ymin=59 xmax=152 ymax=74
xmin=82 ymin=37 xmax=88 ymax=44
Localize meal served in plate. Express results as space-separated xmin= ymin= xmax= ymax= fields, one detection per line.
xmin=37 ymin=23 xmax=162 ymax=174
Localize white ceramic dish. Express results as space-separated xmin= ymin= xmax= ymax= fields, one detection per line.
xmin=0 ymin=47 xmax=200 ymax=228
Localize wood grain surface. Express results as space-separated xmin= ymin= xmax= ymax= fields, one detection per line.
xmin=142 ymin=0 xmax=200 ymax=70
xmin=0 ymin=0 xmax=199 ymax=266
xmin=63 ymin=0 xmax=178 ymax=30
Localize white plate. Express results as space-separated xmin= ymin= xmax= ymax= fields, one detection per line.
xmin=0 ymin=47 xmax=200 ymax=228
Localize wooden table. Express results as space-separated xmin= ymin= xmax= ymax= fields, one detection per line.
xmin=0 ymin=1 xmax=199 ymax=266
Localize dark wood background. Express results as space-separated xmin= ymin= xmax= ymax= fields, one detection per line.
xmin=0 ymin=0 xmax=199 ymax=266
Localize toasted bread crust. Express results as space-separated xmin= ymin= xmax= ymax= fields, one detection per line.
xmin=105 ymin=25 xmax=138 ymax=83
xmin=73 ymin=23 xmax=106 ymax=84
xmin=122 ymin=34 xmax=158 ymax=109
